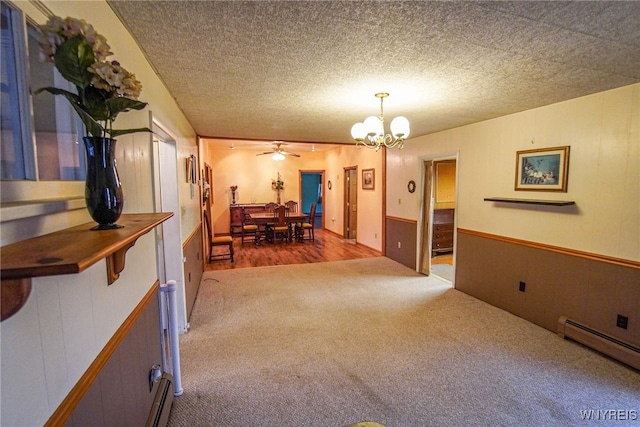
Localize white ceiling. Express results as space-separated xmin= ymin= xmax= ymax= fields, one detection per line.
xmin=109 ymin=1 xmax=640 ymax=153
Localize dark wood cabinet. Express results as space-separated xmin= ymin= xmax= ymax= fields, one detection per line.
xmin=229 ymin=203 xmax=266 ymax=235
xmin=432 ymin=208 xmax=454 ymax=256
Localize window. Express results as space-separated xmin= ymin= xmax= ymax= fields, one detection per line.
xmin=0 ymin=1 xmax=85 ymax=183
xmin=1 ymin=1 xmax=34 ymax=179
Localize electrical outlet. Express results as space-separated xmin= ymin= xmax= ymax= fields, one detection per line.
xmin=397 ymin=241 xmax=401 ymax=249
xmin=519 ymin=281 xmax=526 ymax=292
xmin=616 ymin=314 xmax=628 ymax=330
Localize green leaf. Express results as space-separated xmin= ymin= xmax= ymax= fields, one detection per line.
xmin=107 ymin=127 xmax=152 ymax=138
xmin=105 ymin=97 xmax=148 ymax=120
xmin=83 ymin=86 xmax=110 ymax=121
xmin=54 ymin=35 xmax=95 ymax=89
xmin=34 ymin=86 xmax=81 ymax=104
xmin=72 ymin=107 xmax=105 ymax=138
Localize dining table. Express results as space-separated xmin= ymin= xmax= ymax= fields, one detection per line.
xmin=249 ymin=211 xmax=308 ymax=242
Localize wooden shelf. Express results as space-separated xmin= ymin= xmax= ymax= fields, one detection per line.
xmin=484 ymin=197 xmax=575 ymax=206
xmin=1 ymin=213 xmax=173 ymax=321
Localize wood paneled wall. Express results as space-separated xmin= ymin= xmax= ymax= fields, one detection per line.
xmin=184 ymin=225 xmax=204 ymax=321
xmin=58 ymin=285 xmax=163 ymax=426
xmin=385 ymin=217 xmax=417 ymax=270
xmin=455 ymin=229 xmax=640 ymax=346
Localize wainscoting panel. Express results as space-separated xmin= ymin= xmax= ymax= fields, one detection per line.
xmin=184 ymin=225 xmax=204 ymax=320
xmin=455 ymin=229 xmax=639 ymax=347
xmin=63 ymin=286 xmax=163 ymax=427
xmin=385 ymin=216 xmax=417 ymax=270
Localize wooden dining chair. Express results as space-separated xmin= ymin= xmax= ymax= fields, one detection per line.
xmin=262 ymin=202 xmax=279 ymax=242
xmin=284 ymin=200 xmax=298 ymax=212
xmin=299 ymin=202 xmax=317 ymax=241
xmin=270 ymin=204 xmax=290 ymax=243
xmin=240 ymin=207 xmax=259 ymax=245
xmin=285 ymin=200 xmax=302 ymax=236
xmin=264 ymin=202 xmax=279 ymax=212
xmin=203 ymin=210 xmax=234 ymax=262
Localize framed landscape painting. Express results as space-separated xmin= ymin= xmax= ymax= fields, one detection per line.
xmin=515 ymin=146 xmax=570 ymax=192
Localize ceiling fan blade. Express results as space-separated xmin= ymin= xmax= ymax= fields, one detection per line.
xmin=282 ymin=151 xmax=301 ymax=157
xmin=256 ymin=151 xmax=274 ymax=156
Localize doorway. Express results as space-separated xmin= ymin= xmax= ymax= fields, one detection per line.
xmin=344 ymin=167 xmax=357 ymax=240
xmin=419 ymin=158 xmax=457 ymax=282
xmin=152 ymin=121 xmax=188 ymax=333
xmin=300 ymin=171 xmax=323 ymax=228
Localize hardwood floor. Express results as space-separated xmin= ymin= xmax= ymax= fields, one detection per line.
xmin=205 ymin=228 xmax=382 ymax=271
xmin=431 ymin=253 xmax=453 ymax=265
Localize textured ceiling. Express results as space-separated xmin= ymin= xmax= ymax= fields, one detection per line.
xmin=109 ymin=1 xmax=640 ymax=150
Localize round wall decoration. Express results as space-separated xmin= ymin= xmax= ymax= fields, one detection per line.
xmin=407 ymin=180 xmax=416 ymax=193
xmin=328 ymin=180 xmax=332 ymax=190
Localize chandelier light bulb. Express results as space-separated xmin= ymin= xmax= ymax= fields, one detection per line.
xmin=363 ymin=115 xmax=382 ymax=136
xmin=390 ymin=116 xmax=410 ymax=138
xmin=351 ymin=122 xmax=366 ymax=141
xmin=272 ymin=152 xmax=285 ymax=161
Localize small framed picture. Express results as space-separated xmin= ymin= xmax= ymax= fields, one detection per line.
xmin=515 ymin=146 xmax=570 ymax=192
xmin=362 ymin=168 xmax=375 ymax=190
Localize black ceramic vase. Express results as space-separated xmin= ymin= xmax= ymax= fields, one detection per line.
xmin=83 ymin=136 xmax=124 ymax=230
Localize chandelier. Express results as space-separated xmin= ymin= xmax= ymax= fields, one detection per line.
xmin=350 ymin=92 xmax=410 ymax=150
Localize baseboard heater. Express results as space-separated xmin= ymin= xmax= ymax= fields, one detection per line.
xmin=145 ymin=373 xmax=175 ymax=427
xmin=557 ymin=316 xmax=640 ymax=370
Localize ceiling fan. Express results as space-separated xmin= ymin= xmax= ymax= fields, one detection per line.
xmin=256 ymin=142 xmax=301 ymax=160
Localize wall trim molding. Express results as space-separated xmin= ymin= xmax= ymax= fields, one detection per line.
xmin=45 ymin=281 xmax=160 ymax=426
xmin=458 ymin=228 xmax=639 ymax=270
xmin=386 ymin=216 xmax=418 ymax=225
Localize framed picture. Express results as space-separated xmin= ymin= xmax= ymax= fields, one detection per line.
xmin=515 ymin=146 xmax=570 ymax=192
xmin=362 ymin=168 xmax=375 ymax=190
xmin=186 ymin=156 xmax=194 ymax=183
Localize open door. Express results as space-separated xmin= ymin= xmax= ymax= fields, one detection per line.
xmin=419 ymin=158 xmax=456 ymax=282
xmin=419 ymin=161 xmax=433 ymax=275
xmin=344 ymin=166 xmax=357 ymax=240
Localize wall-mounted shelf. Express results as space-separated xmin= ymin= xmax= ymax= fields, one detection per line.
xmin=1 ymin=213 xmax=173 ymax=321
xmin=484 ymin=197 xmax=575 ymax=206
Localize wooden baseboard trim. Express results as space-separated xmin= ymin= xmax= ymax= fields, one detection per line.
xmin=45 ymin=281 xmax=160 ymax=426
xmin=386 ymin=216 xmax=418 ymax=224
xmin=458 ymin=228 xmax=639 ymax=270
xmin=322 ymin=228 xmax=342 ymax=239
xmin=322 ymin=228 xmax=382 ymax=255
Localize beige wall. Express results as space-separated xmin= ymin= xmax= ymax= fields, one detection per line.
xmin=202 ymin=141 xmax=384 ymax=251
xmin=388 ymin=84 xmax=639 ymax=261
xmin=0 ymin=2 xmax=197 ymax=425
xmin=324 ymin=145 xmax=383 ymax=250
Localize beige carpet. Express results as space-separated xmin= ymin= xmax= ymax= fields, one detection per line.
xmin=168 ymin=257 xmax=639 ymax=427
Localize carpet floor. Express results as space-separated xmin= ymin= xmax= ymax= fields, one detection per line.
xmin=168 ymin=257 xmax=639 ymax=427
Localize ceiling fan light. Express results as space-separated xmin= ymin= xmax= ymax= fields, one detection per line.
xmin=390 ymin=116 xmax=410 ymax=138
xmin=272 ymin=152 xmax=285 ymax=161
xmin=363 ymin=115 xmax=382 ymax=136
xmin=351 ymin=122 xmax=366 ymax=140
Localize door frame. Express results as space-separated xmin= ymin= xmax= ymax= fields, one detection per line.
xmin=418 ymin=152 xmax=458 ymax=281
xmin=152 ymin=118 xmax=188 ymax=332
